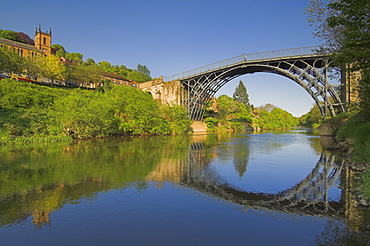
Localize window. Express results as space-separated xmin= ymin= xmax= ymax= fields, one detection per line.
xmin=43 ymin=37 xmax=46 ymax=45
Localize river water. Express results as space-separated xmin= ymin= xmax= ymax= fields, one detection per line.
xmin=1 ymin=129 xmax=370 ymax=245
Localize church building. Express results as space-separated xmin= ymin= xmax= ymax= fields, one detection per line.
xmin=0 ymin=25 xmax=52 ymax=57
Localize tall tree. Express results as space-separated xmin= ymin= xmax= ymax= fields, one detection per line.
xmin=233 ymin=80 xmax=250 ymax=109
xmin=306 ymin=0 xmax=370 ymax=119
xmin=137 ymin=64 xmax=150 ymax=77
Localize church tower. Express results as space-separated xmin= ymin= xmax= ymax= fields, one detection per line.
xmin=34 ymin=25 xmax=52 ymax=56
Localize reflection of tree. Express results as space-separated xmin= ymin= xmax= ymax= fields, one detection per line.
xmin=31 ymin=184 xmax=65 ymax=229
xmin=0 ymin=136 xmax=191 ymax=229
xmin=181 ymin=150 xmax=346 ymax=218
xmin=233 ymin=145 xmax=250 ymax=178
xmin=315 ymin=220 xmax=370 ymax=245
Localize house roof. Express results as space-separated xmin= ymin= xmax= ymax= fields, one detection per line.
xmin=0 ymin=38 xmax=41 ymax=52
xmin=101 ymin=71 xmax=131 ymax=82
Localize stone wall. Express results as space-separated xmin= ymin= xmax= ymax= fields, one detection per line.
xmin=139 ymin=77 xmax=183 ymax=106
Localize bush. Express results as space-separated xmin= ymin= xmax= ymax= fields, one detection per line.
xmin=0 ymin=79 xmax=191 ymax=144
xmin=161 ymin=105 xmax=192 ymax=134
xmin=205 ymin=117 xmax=219 ymax=131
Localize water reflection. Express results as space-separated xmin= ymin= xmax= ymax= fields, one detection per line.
xmin=0 ymin=132 xmax=368 ymax=244
xmin=148 ymin=135 xmax=345 ymax=218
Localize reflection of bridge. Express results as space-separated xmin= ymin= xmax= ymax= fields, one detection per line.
xmin=149 ymin=140 xmax=345 ymax=218
xmin=140 ymin=46 xmax=352 ymax=121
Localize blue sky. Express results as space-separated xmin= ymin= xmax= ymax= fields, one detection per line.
xmin=0 ymin=0 xmax=326 ymax=116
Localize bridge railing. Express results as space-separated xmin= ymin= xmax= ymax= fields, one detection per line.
xmin=163 ymin=46 xmax=321 ymax=82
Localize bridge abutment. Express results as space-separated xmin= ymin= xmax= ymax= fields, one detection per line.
xmin=139 ymin=77 xmax=183 ymax=106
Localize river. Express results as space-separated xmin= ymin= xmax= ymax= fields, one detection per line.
xmin=0 ymin=129 xmax=370 ymax=245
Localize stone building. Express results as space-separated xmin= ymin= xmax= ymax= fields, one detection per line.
xmin=0 ymin=25 xmax=51 ymax=57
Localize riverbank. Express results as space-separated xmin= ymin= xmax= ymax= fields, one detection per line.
xmin=0 ymin=79 xmax=192 ymax=145
xmin=320 ymin=115 xmax=370 ymax=206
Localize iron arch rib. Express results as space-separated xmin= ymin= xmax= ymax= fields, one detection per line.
xmin=178 ymin=53 xmax=345 ymax=121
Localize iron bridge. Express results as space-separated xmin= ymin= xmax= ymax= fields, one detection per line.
xmin=163 ymin=46 xmax=345 ymax=121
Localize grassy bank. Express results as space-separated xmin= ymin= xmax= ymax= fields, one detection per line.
xmin=0 ymin=79 xmax=191 ymax=146
xmin=325 ymin=113 xmax=370 ymax=199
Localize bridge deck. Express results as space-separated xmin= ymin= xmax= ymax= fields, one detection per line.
xmin=164 ymin=46 xmax=325 ymax=82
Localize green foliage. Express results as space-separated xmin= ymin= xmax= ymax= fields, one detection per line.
xmin=256 ymin=107 xmax=297 ymax=130
xmin=0 ymin=29 xmax=33 ymax=44
xmin=299 ymin=104 xmax=323 ymax=128
xmin=0 ymin=29 xmax=19 ymax=41
xmin=66 ymin=63 xmax=101 ymax=84
xmin=107 ymin=86 xmax=171 ymax=135
xmin=233 ymin=80 xmax=251 ymax=110
xmin=0 ymin=46 xmax=24 ymax=74
xmin=0 ymin=47 xmax=66 ymax=82
xmin=65 ymin=52 xmax=83 ymax=64
xmin=306 ymin=0 xmax=370 ymax=120
xmin=0 ymin=79 xmax=189 ymax=145
xmin=161 ymin=104 xmax=192 ymax=134
xmin=51 ymin=44 xmax=67 ymax=58
xmin=97 ymin=61 xmax=152 ymax=83
xmin=137 ymin=64 xmax=150 ymax=77
xmin=204 ymin=117 xmax=219 ymax=131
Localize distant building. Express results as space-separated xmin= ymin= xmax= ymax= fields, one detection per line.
xmin=101 ymin=71 xmax=137 ymax=87
xmin=0 ymin=25 xmax=51 ymax=57
xmin=0 ymin=26 xmax=139 ymax=88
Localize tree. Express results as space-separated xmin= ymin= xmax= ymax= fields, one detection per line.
xmin=83 ymin=58 xmax=97 ymax=67
xmin=66 ymin=64 xmax=100 ymax=85
xmin=52 ymin=44 xmax=67 ymax=58
xmin=23 ymin=55 xmax=44 ymax=80
xmin=41 ymin=55 xmax=66 ymax=82
xmin=0 ymin=46 xmax=24 ymax=74
xmin=0 ymin=29 xmax=19 ymax=42
xmin=258 ymin=103 xmax=276 ymax=113
xmin=217 ymin=95 xmax=238 ymax=121
xmin=306 ymin=0 xmax=370 ymax=120
xmin=17 ymin=32 xmax=34 ymax=45
xmin=233 ymin=80 xmax=250 ymax=110
xmin=137 ymin=64 xmax=150 ymax=77
xmin=65 ymin=52 xmax=83 ymax=64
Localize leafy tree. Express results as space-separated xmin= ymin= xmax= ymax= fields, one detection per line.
xmin=52 ymin=44 xmax=67 ymax=58
xmin=23 ymin=55 xmax=44 ymax=80
xmin=0 ymin=29 xmax=19 ymax=42
xmin=98 ymin=61 xmax=115 ymax=73
xmin=137 ymin=64 xmax=150 ymax=77
xmin=66 ymin=64 xmax=100 ymax=85
xmin=217 ymin=95 xmax=238 ymax=121
xmin=0 ymin=30 xmax=34 ymax=45
xmin=16 ymin=32 xmax=34 ymax=45
xmin=161 ymin=104 xmax=192 ymax=134
xmin=0 ymin=46 xmax=24 ymax=74
xmin=306 ymin=0 xmax=370 ymax=120
xmin=233 ymin=80 xmax=250 ymax=110
xmin=126 ymin=70 xmax=152 ymax=83
xmin=65 ymin=52 xmax=83 ymax=64
xmin=299 ymin=104 xmax=323 ymax=128
xmin=258 ymin=103 xmax=276 ymax=113
xmin=83 ymin=58 xmax=97 ymax=67
xmin=41 ymin=55 xmax=66 ymax=82
xmin=256 ymin=106 xmax=297 ymax=130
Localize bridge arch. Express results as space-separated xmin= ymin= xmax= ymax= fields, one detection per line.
xmin=164 ymin=47 xmax=346 ymax=121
